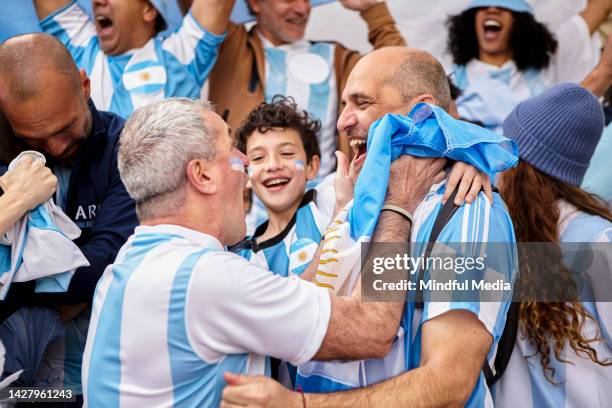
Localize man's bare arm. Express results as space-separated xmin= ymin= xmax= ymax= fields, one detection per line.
xmin=222 ymin=310 xmax=491 ymax=408
xmin=305 ymin=310 xmax=492 ymax=407
xmin=312 ymin=210 xmax=411 ymax=360
xmin=580 ymin=0 xmax=612 ymax=35
xmin=312 ymin=156 xmax=447 ymax=361
xmin=190 ymin=0 xmax=236 ymax=35
xmin=582 ymin=34 xmax=612 ymax=96
xmin=33 ymin=0 xmax=72 ymax=20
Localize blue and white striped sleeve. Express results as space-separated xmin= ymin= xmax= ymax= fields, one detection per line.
xmin=422 ymin=192 xmax=518 ymax=344
xmin=39 ymin=0 xmax=98 ymax=70
xmin=161 ymin=12 xmax=226 ymax=88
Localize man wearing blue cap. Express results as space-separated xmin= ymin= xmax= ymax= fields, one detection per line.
xmin=446 ymin=0 xmax=611 ymax=130
xmin=31 ymin=0 xmax=235 ymax=118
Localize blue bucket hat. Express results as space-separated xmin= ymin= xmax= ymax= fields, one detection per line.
xmin=466 ymin=0 xmax=534 ymax=14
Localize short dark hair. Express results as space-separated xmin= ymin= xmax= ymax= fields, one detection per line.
xmin=154 ymin=13 xmax=167 ymax=34
xmin=235 ymin=95 xmax=321 ymax=163
xmin=446 ymin=8 xmax=558 ymax=71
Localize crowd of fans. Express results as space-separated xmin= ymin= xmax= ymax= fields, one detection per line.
xmin=0 ymin=0 xmax=610 ymax=407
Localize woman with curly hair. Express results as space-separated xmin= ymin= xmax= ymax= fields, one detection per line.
xmin=446 ymin=0 xmax=610 ymax=130
xmin=494 ymin=83 xmax=612 ymax=406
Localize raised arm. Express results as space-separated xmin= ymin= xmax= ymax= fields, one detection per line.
xmin=33 ymin=0 xmax=72 ymax=20
xmin=340 ymin=0 xmax=406 ymax=49
xmin=580 ymin=0 xmax=612 ymax=35
xmin=313 ymin=155 xmax=445 ymax=361
xmin=582 ymin=34 xmax=612 ymax=97
xmin=189 ymin=0 xmax=236 ymax=35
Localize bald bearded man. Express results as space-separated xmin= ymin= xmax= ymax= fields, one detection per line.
xmin=0 ymin=33 xmax=137 ymax=395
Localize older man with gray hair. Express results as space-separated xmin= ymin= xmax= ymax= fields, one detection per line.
xmin=81 ymin=97 xmax=446 ymax=407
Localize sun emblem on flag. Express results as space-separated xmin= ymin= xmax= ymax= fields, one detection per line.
xmin=298 ymin=251 xmax=308 ymax=262
xmin=140 ymin=72 xmax=151 ymax=81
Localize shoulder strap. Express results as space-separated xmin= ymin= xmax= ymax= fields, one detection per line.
xmin=413 ymin=186 xmax=516 ymax=387
xmin=415 ymin=187 xmax=460 ymax=308
xmin=483 ymin=302 xmax=519 ymax=387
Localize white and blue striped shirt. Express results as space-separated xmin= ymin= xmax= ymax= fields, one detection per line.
xmin=297 ymin=182 xmax=518 ymax=408
xmin=40 ymin=1 xmax=225 ymax=118
xmin=262 ymin=36 xmax=338 ymax=179
xmin=82 ymin=224 xmax=330 ymax=407
xmin=235 ymin=189 xmax=334 ymax=277
xmin=494 ymin=201 xmax=612 ymax=408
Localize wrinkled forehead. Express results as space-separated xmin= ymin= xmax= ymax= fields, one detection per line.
xmin=343 ymin=60 xmax=391 ymax=101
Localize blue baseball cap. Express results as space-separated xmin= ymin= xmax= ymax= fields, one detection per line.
xmin=466 ymin=0 xmax=534 ymax=14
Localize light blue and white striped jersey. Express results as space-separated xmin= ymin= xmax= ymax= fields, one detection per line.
xmin=262 ymin=35 xmax=338 ymax=179
xmin=82 ymin=224 xmax=331 ymax=407
xmin=40 ymin=1 xmax=225 ymax=118
xmin=234 ymin=190 xmax=334 ymax=277
xmin=494 ymin=201 xmax=612 ymax=408
xmin=453 ymin=15 xmax=600 ymax=130
xmin=583 ymin=123 xmax=612 ymax=202
xmin=296 ymin=182 xmax=518 ymax=408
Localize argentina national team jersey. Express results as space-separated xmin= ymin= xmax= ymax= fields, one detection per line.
xmin=233 ymin=190 xmax=331 ymax=277
xmin=262 ymin=36 xmax=338 ymax=179
xmin=82 ymin=224 xmax=330 ymax=407
xmin=40 ymin=1 xmax=225 ymax=118
xmin=297 ymin=182 xmax=518 ymax=408
xmin=493 ymin=201 xmax=612 ymax=408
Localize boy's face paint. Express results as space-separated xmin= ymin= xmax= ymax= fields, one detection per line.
xmin=294 ymin=159 xmax=305 ymax=171
xmin=245 ymin=128 xmax=319 ymax=215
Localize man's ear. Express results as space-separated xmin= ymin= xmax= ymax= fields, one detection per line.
xmin=406 ymin=94 xmax=438 ymax=113
xmin=246 ymin=0 xmax=261 ymax=15
xmin=186 ymin=159 xmax=218 ymax=195
xmin=143 ymin=1 xmax=159 ymax=24
xmin=306 ymin=155 xmax=320 ymax=181
xmin=80 ymin=69 xmax=91 ymax=100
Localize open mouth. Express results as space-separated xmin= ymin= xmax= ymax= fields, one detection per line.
xmin=483 ymin=19 xmax=502 ymax=40
xmin=349 ymin=137 xmax=367 ymax=163
xmin=263 ymin=176 xmax=291 ymax=192
xmin=286 ymin=16 xmax=307 ymax=28
xmin=95 ymin=15 xmax=114 ymax=37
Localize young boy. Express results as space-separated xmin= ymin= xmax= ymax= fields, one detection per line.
xmin=232 ymin=96 xmax=343 ymax=279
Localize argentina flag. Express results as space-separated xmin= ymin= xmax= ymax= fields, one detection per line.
xmin=315 ymin=103 xmax=518 ymax=293
xmin=0 ymin=152 xmax=89 ymax=300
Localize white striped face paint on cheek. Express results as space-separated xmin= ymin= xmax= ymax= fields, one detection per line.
xmin=294 ymin=159 xmax=305 ymax=171
xmin=229 ymin=157 xmax=246 ymax=172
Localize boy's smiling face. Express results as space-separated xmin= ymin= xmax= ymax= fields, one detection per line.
xmin=246 ymin=127 xmax=319 ymax=214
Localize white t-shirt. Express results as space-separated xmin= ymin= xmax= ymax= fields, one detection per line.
xmin=82 ymin=224 xmax=331 ymax=407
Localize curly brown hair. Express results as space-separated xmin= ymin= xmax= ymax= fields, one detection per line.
xmin=500 ymin=161 xmax=612 ymax=382
xmin=235 ymin=95 xmax=321 ymax=163
xmin=446 ymin=9 xmax=558 ymax=71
